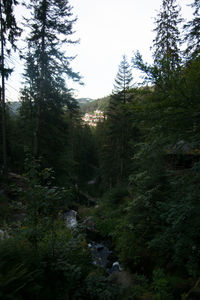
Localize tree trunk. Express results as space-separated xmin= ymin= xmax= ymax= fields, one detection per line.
xmin=33 ymin=0 xmax=47 ymax=157
xmin=0 ymin=0 xmax=7 ymax=176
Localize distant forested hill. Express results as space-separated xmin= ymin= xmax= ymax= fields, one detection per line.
xmin=80 ymin=95 xmax=110 ymax=113
xmin=77 ymin=98 xmax=93 ymax=105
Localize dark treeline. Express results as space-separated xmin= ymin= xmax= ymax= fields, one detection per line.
xmin=0 ymin=0 xmax=200 ymax=299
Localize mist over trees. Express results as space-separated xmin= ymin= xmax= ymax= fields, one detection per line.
xmin=1 ymin=0 xmax=200 ymax=298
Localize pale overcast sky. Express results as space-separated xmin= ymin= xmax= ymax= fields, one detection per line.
xmin=69 ymin=0 xmax=193 ymax=99
xmin=7 ymin=0 xmax=193 ymax=102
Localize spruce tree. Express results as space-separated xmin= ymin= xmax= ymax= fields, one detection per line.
xmin=133 ymin=0 xmax=182 ymax=92
xmin=102 ymin=56 xmax=134 ymax=187
xmin=21 ymin=0 xmax=80 ymax=167
xmin=152 ymin=0 xmax=182 ymax=89
xmin=0 ymin=0 xmax=21 ymax=175
xmin=113 ymin=55 xmax=133 ymax=104
xmin=184 ymin=0 xmax=200 ymax=59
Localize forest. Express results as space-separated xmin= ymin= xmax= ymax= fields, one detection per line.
xmin=0 ymin=0 xmax=200 ymax=299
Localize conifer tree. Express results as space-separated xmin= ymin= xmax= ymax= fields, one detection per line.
xmin=21 ymin=0 xmax=80 ymax=164
xmin=113 ymin=55 xmax=133 ymax=104
xmin=152 ymin=0 xmax=182 ymax=89
xmin=184 ymin=0 xmax=200 ymax=59
xmin=0 ymin=0 xmax=21 ymax=175
xmin=133 ymin=0 xmax=182 ymax=91
xmin=102 ymin=56 xmax=134 ymax=187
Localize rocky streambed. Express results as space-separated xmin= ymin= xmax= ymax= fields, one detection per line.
xmin=63 ymin=210 xmax=122 ymax=274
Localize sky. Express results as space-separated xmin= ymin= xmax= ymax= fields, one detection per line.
xmin=6 ymin=0 xmax=193 ymax=102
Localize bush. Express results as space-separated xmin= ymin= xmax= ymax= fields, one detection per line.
xmin=86 ymin=273 xmax=121 ymax=300
xmin=0 ymin=230 xmax=94 ymax=299
xmin=152 ymin=268 xmax=173 ymax=300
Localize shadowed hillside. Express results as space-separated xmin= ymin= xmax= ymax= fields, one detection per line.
xmin=81 ymin=95 xmax=110 ymax=113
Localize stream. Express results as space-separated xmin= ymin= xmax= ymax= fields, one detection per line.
xmin=63 ymin=210 xmax=78 ymax=228
xmin=63 ymin=210 xmax=122 ymax=274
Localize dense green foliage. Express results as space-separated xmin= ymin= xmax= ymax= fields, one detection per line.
xmin=92 ymin=0 xmax=200 ymax=298
xmin=1 ymin=0 xmax=200 ymax=298
xmin=0 ymin=160 xmax=121 ymax=299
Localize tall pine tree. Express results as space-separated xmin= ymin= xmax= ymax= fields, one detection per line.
xmin=184 ymin=0 xmax=200 ymax=59
xmin=113 ymin=55 xmax=133 ymax=104
xmin=20 ymin=0 xmax=81 ymax=178
xmin=101 ymin=56 xmax=134 ymax=187
xmin=0 ymin=0 xmax=21 ymax=175
xmin=133 ymin=0 xmax=182 ymax=91
xmin=20 ymin=0 xmax=80 ymax=156
xmin=152 ymin=0 xmax=182 ymax=90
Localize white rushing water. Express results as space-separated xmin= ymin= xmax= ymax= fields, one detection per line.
xmin=63 ymin=210 xmax=77 ymax=229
